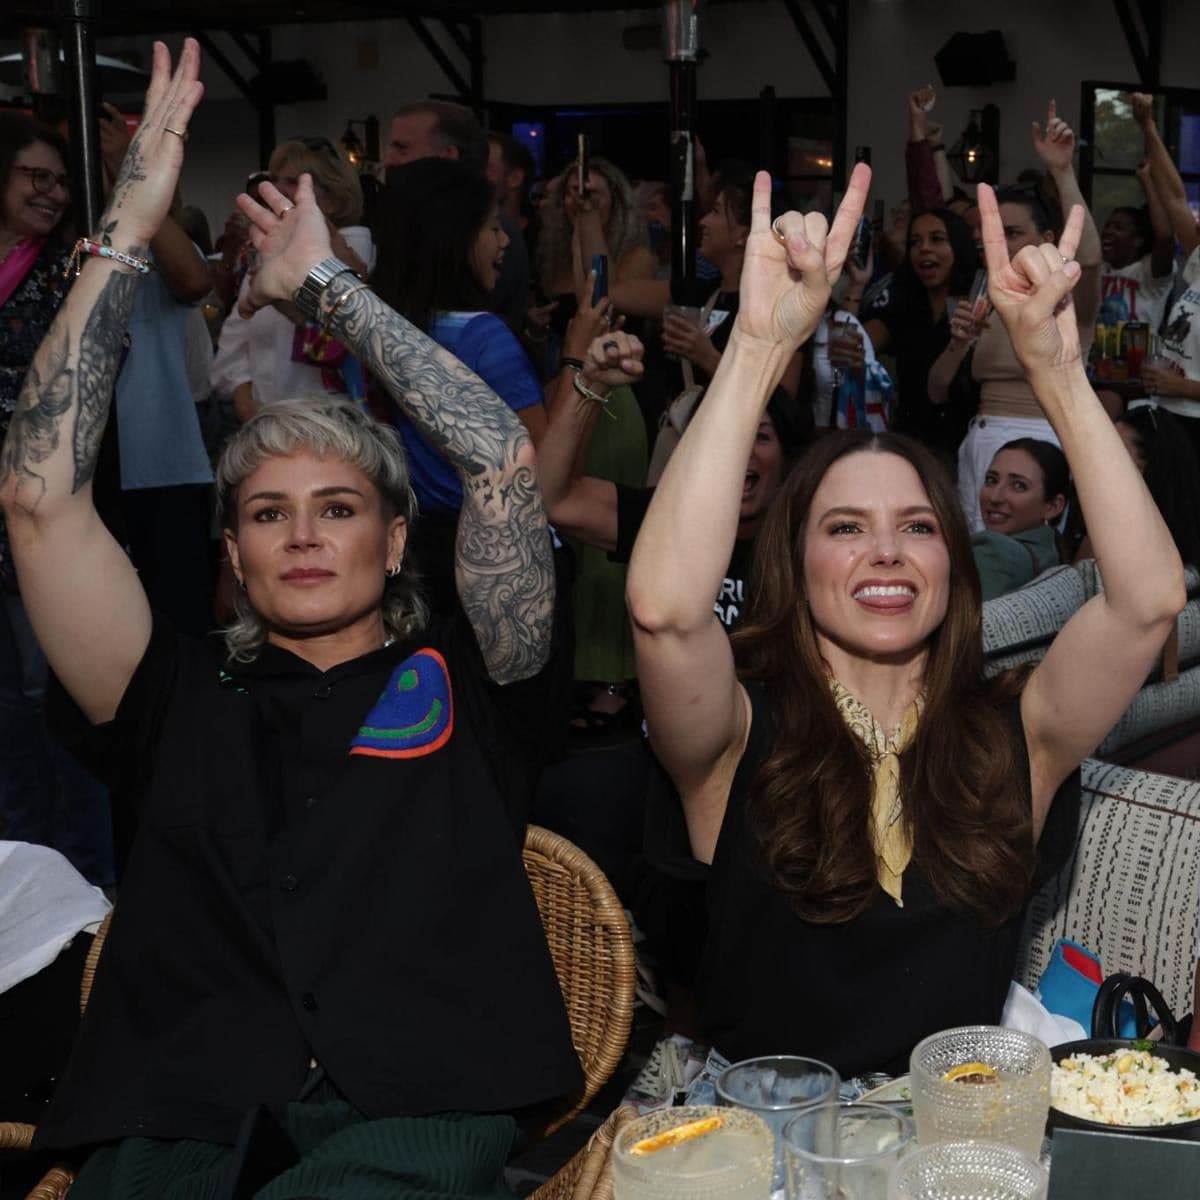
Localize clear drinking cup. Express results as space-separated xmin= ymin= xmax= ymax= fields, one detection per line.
xmin=887 ymin=1141 xmax=1048 ymax=1200
xmin=716 ymin=1056 xmax=841 ymax=1196
xmin=663 ymin=303 xmax=705 ymax=360
xmin=612 ymin=1105 xmax=774 ymax=1200
xmin=784 ymin=1102 xmax=914 ymax=1200
xmin=966 ymin=268 xmax=989 ymax=319
xmin=909 ymin=1027 xmax=1050 ymax=1157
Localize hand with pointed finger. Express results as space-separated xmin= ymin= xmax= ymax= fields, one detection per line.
xmin=736 ymin=164 xmax=872 ymax=351
xmin=978 ymin=181 xmax=1085 ymax=377
xmin=1032 ymin=100 xmax=1077 ymax=174
xmin=236 ymin=174 xmax=334 ymax=318
xmin=101 ymin=38 xmax=204 ymax=248
xmin=582 ymin=332 xmax=645 ymax=389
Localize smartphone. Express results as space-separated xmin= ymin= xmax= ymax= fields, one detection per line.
xmin=591 ymin=253 xmax=609 ymax=306
xmin=850 ymin=217 xmax=872 ymax=270
xmin=577 ymin=133 xmax=590 ymax=200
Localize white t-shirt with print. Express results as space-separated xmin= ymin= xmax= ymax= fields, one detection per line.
xmin=1159 ymin=248 xmax=1200 ymax=420
xmin=1099 ymin=252 xmax=1175 ymax=333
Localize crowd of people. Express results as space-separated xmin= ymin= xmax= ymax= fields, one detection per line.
xmin=0 ymin=35 xmax=1198 ymax=1200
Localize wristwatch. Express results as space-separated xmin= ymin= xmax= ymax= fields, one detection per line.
xmin=293 ymin=256 xmax=356 ymax=320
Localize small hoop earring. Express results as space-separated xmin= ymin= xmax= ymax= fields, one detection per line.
xmin=385 ymin=564 xmax=402 ymax=578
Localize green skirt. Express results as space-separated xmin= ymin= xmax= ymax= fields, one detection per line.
xmin=68 ymin=1070 xmax=519 ymax=1200
xmin=571 ymin=384 xmax=648 ymax=683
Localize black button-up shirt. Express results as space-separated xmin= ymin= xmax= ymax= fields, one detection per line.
xmin=36 ymin=612 xmax=581 ymax=1150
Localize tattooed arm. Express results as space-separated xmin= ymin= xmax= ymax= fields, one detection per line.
xmin=330 ymin=274 xmax=553 ymax=683
xmin=0 ymin=41 xmax=203 ymax=723
xmin=237 ymin=173 xmax=553 ymax=684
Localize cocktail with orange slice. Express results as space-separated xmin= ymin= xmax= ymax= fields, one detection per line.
xmin=612 ymin=1105 xmax=774 ymax=1199
xmin=909 ymin=1027 xmax=1051 ymax=1156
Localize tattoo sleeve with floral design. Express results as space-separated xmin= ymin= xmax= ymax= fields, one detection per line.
xmin=0 ymin=260 xmax=141 ymax=510
xmin=320 ymin=271 xmax=555 ymax=685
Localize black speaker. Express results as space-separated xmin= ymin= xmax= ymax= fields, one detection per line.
xmin=935 ymin=31 xmax=1016 ymax=87
xmin=250 ymin=61 xmax=327 ymax=106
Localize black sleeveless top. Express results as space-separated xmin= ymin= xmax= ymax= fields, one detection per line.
xmin=697 ymin=684 xmax=1079 ymax=1077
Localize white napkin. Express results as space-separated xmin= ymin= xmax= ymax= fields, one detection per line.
xmin=1001 ymin=980 xmax=1087 ymax=1046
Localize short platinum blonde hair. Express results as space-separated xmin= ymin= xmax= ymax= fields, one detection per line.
xmin=216 ymin=398 xmax=426 ymax=662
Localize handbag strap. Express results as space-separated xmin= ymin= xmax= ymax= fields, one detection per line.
xmin=1092 ymin=972 xmax=1180 ymax=1044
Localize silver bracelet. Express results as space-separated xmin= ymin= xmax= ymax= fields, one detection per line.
xmin=572 ymin=370 xmax=618 ymax=421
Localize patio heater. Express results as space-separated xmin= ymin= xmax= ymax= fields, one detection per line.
xmin=663 ymin=0 xmax=702 ymax=281
xmin=53 ymin=0 xmax=103 ymax=233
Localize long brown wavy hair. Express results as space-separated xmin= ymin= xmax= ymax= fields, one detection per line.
xmin=733 ymin=431 xmax=1034 ymax=926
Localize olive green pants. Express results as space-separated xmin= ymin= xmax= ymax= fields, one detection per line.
xmin=68 ymin=1071 xmax=519 ymax=1200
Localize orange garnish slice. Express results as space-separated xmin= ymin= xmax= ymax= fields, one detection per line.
xmin=630 ymin=1115 xmax=724 ymax=1155
xmin=943 ymin=1062 xmax=998 ymax=1084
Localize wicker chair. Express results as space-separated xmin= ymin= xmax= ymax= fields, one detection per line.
xmin=0 ymin=912 xmax=111 ymax=1170
xmin=521 ymin=825 xmax=637 ymax=1136
xmin=14 ymin=829 xmax=634 ymax=1197
xmin=529 ymin=1105 xmax=639 ymax=1200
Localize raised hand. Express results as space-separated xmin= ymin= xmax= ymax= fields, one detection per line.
xmin=1130 ymin=92 xmax=1155 ymax=127
xmin=907 ymin=84 xmax=935 ymax=140
xmin=100 ymin=39 xmax=203 ymax=248
xmin=662 ymin=314 xmax=720 ymax=374
xmin=582 ymin=331 xmax=644 ymax=388
xmin=237 ymin=174 xmax=334 ymax=318
xmin=1032 ymin=100 xmax=1077 ymax=174
xmin=978 ymin=181 xmax=1084 ymax=377
xmin=736 ymin=164 xmax=871 ymax=351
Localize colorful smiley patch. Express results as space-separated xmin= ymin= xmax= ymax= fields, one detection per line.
xmin=350 ymin=648 xmax=454 ymax=758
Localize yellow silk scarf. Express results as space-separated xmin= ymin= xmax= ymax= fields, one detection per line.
xmin=828 ymin=679 xmax=923 ymax=907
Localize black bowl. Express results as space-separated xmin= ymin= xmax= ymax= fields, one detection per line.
xmin=1048 ymin=1039 xmax=1200 ymax=1141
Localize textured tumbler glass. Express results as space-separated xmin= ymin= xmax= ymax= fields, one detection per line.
xmin=887 ymin=1140 xmax=1048 ymax=1200
xmin=612 ymin=1105 xmax=774 ymax=1200
xmin=909 ymin=1026 xmax=1050 ymax=1156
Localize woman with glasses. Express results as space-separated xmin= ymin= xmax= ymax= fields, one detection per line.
xmin=0 ymin=114 xmax=114 ymax=887
xmin=210 ymin=137 xmax=373 ymax=418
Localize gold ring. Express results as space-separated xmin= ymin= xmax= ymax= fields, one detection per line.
xmin=771 ymin=216 xmax=789 ymax=245
xmin=279 ymin=203 xmax=295 ymax=214
xmin=164 ymin=126 xmax=188 ymax=141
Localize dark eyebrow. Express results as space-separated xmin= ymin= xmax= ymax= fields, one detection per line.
xmin=242 ymin=486 xmax=366 ymax=506
xmin=819 ymin=504 xmax=936 ymax=521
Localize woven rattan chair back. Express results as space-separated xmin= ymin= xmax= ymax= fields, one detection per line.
xmin=522 ymin=826 xmax=636 ymax=1136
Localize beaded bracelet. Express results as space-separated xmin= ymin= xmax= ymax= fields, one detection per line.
xmin=66 ymin=237 xmax=153 ymax=279
xmin=572 ymin=370 xmax=618 ymax=421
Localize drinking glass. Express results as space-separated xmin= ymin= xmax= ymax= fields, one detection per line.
xmin=887 ymin=1141 xmax=1047 ymax=1200
xmin=716 ymin=1056 xmax=841 ymax=1195
xmin=612 ymin=1105 xmax=774 ymax=1200
xmin=785 ymin=1102 xmax=914 ymax=1199
xmin=965 ymin=268 xmax=990 ymax=323
xmin=909 ymin=1027 xmax=1050 ymax=1156
xmin=663 ymin=303 xmax=705 ymax=360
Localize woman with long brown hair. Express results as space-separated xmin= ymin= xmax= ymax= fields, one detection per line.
xmin=626 ymin=170 xmax=1185 ymax=1076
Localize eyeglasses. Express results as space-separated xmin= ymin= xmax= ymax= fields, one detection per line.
xmin=13 ymin=164 xmax=70 ymax=195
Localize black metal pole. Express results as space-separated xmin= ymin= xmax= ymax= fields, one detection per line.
xmin=831 ymin=0 xmax=849 ymax=203
xmin=257 ymin=29 xmax=276 ymax=169
xmin=56 ymin=0 xmax=102 ymax=235
xmin=668 ymin=58 xmax=697 ymax=282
